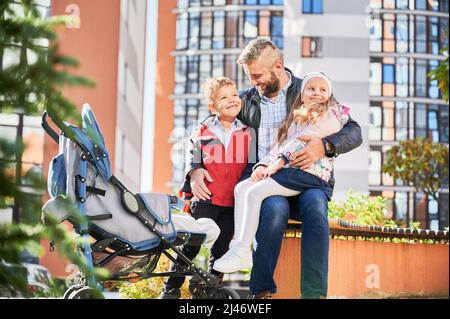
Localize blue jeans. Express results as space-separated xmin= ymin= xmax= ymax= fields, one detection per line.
xmin=249 ymin=188 xmax=330 ymax=299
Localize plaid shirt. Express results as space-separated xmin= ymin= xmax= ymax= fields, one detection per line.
xmin=258 ymin=73 xmax=292 ymax=160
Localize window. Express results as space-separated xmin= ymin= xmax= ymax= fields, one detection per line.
xmin=415 ymin=16 xmax=427 ymax=53
xmin=271 ymin=12 xmax=283 ymax=48
xmin=244 ymin=10 xmax=258 ymax=41
xmin=415 ymin=0 xmax=427 ymax=10
xmin=394 ymin=192 xmax=408 ymax=221
xmin=370 ymin=59 xmax=382 ymax=96
xmin=301 ymin=36 xmax=322 ymax=57
xmin=302 ymin=0 xmax=323 ymax=14
xmin=213 ymin=11 xmax=225 ymax=49
xmin=383 ymin=64 xmax=395 ymax=83
xmin=175 ymin=56 xmax=187 ymax=94
xmin=415 ymin=103 xmax=427 ymax=138
xmin=395 ymin=101 xmax=408 ymax=140
xmin=439 ymin=106 xmax=449 ymax=143
xmin=200 ymin=12 xmax=213 ymax=49
xmin=429 ymin=60 xmax=440 ymax=99
xmin=187 ymin=55 xmax=200 ymax=93
xmin=176 ymin=13 xmax=188 ymax=50
xmin=395 ymin=0 xmax=409 ymax=9
xmin=395 ymin=15 xmax=408 ymax=53
xmin=188 ymin=12 xmax=200 ymax=49
xmin=415 ymin=59 xmax=427 ymax=97
xmin=395 ymin=57 xmax=408 ymax=97
xmin=441 ymin=0 xmax=450 ymax=12
xmin=369 ymin=149 xmax=382 ymax=185
xmin=199 ymin=55 xmax=211 ymax=86
xmin=428 ymin=109 xmax=439 ymax=142
xmin=370 ymin=19 xmax=382 ymax=52
xmin=369 ymin=104 xmax=382 ymax=140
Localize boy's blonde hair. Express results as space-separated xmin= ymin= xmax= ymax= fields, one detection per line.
xmin=202 ymin=77 xmax=236 ymax=103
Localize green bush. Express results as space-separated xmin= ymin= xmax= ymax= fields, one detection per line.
xmin=117 ymin=251 xmax=191 ymax=299
xmin=328 ymin=189 xmax=395 ymax=227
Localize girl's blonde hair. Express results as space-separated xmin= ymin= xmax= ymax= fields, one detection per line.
xmin=277 ymin=92 xmax=339 ymax=144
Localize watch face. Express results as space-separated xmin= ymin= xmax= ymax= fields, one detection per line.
xmin=325 ymin=142 xmax=332 ymax=153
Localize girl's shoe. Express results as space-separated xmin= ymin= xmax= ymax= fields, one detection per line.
xmin=212 ymin=247 xmax=252 ymax=273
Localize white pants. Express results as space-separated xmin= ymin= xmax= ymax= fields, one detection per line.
xmin=172 ymin=213 xmax=220 ymax=249
xmin=233 ymin=178 xmax=300 ymax=248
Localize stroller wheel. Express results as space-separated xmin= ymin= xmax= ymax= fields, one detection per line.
xmin=68 ymin=287 xmax=105 ymax=299
xmin=63 ymin=285 xmax=82 ymax=299
xmin=219 ymin=287 xmax=240 ymax=299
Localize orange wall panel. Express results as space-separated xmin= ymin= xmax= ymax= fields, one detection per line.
xmin=273 ymin=238 xmax=449 ymax=298
xmin=152 ymin=0 xmax=176 ymax=193
xmin=51 ymin=0 xmax=120 ymax=168
xmin=41 ymin=0 xmax=121 ymax=276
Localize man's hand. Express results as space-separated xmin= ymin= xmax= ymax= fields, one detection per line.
xmin=289 ymin=135 xmax=325 ymax=170
xmin=190 ymin=168 xmax=213 ymax=200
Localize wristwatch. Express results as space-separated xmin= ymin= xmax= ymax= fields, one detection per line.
xmin=322 ymin=139 xmax=335 ymax=157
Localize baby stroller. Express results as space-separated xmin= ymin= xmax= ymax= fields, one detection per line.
xmin=41 ymin=104 xmax=240 ymax=299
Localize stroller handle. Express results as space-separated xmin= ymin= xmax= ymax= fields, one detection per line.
xmin=41 ymin=112 xmax=60 ymax=144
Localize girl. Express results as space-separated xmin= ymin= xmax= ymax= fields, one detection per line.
xmin=213 ymin=72 xmax=350 ymax=273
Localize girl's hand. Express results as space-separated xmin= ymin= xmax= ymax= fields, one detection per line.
xmin=266 ymin=159 xmax=284 ymax=177
xmin=251 ymin=166 xmax=267 ymax=181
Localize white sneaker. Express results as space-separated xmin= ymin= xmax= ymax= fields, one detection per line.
xmin=213 ymin=247 xmax=252 ymax=273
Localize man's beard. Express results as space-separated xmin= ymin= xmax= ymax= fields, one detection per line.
xmin=259 ymin=71 xmax=281 ymax=98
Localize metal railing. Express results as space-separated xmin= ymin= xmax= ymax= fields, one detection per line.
xmin=285 ymin=218 xmax=449 ymax=241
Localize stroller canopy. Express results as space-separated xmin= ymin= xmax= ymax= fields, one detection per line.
xmin=69 ymin=103 xmax=112 ymax=180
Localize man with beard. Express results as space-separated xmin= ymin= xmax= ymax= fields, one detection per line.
xmin=187 ymin=38 xmax=362 ymax=299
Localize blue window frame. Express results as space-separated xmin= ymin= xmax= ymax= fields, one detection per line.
xmin=415 ymin=0 xmax=427 ymax=10
xmin=303 ymin=0 xmax=323 ymax=14
xmin=383 ymin=64 xmax=395 ymax=83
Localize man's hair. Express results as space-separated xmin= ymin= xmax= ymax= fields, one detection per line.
xmin=237 ymin=37 xmax=284 ymax=65
xmin=202 ymin=77 xmax=236 ymax=103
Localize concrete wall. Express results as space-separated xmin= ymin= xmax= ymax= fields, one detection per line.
xmin=114 ymin=0 xmax=147 ymax=193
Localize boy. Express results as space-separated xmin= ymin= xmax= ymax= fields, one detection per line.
xmin=159 ymin=77 xmax=255 ymax=299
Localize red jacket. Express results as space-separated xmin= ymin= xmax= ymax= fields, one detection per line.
xmin=180 ymin=116 xmax=255 ymax=208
